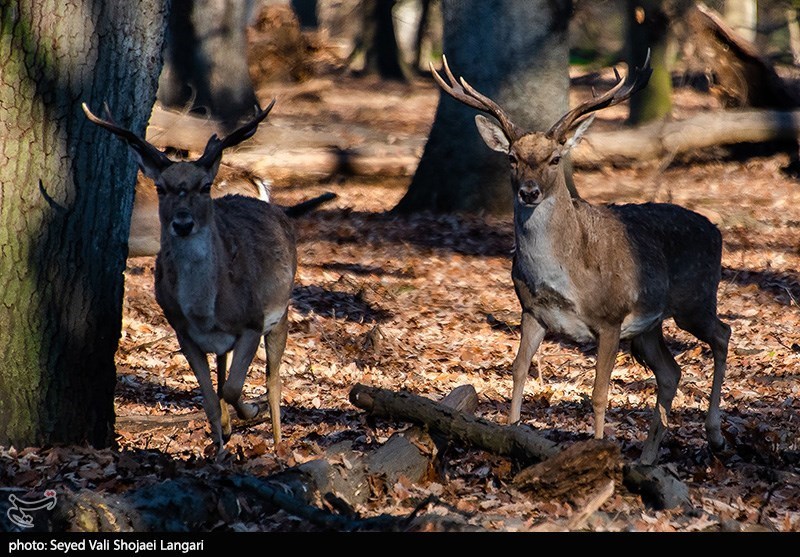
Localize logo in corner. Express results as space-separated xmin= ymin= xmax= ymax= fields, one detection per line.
xmin=7 ymin=490 xmax=57 ymax=529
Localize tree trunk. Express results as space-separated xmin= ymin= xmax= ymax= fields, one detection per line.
xmin=158 ymin=0 xmax=259 ymax=133
xmin=359 ymin=0 xmax=409 ymax=81
xmin=395 ymin=0 xmax=574 ymax=214
xmin=626 ymin=0 xmax=672 ymax=125
xmin=0 ymin=1 xmax=169 ymax=447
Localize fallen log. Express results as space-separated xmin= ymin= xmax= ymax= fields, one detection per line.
xmin=572 ymin=109 xmax=800 ymax=167
xmin=350 ymin=383 xmax=689 ymax=511
xmin=350 ymin=383 xmax=558 ymax=462
xmin=512 ymin=439 xmax=621 ymax=502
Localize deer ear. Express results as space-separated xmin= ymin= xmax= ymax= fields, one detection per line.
xmin=198 ymin=135 xmax=224 ymax=177
xmin=562 ymin=114 xmax=597 ymax=153
xmin=475 ymin=115 xmax=510 ymax=153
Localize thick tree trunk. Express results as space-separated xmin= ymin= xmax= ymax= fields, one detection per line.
xmin=0 ymin=1 xmax=169 ymax=447
xmin=626 ymin=0 xmax=672 ymax=125
xmin=158 ymin=0 xmax=259 ymax=133
xmin=395 ymin=0 xmax=573 ymax=214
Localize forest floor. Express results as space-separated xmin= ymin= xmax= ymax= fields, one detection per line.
xmin=4 ymin=59 xmax=800 ymax=533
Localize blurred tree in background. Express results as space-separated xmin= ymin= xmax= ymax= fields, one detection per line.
xmin=158 ymin=0 xmax=260 ymax=133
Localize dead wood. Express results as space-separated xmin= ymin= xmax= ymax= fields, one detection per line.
xmin=622 ymin=463 xmax=690 ymax=511
xmin=512 ymin=439 xmax=621 ymax=502
xmin=350 ymin=384 xmax=691 ymax=511
xmin=572 ymin=109 xmax=800 ymax=167
xmin=688 ymin=3 xmax=800 ymax=109
xmin=55 ymin=387 xmax=479 ymax=532
xmin=349 ymin=383 xmax=558 ymax=462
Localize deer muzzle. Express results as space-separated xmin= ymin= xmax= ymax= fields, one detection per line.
xmin=171 ymin=211 xmax=195 ymax=237
xmin=517 ymin=183 xmax=542 ymax=207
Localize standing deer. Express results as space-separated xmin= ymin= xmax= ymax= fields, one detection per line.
xmin=432 ymin=55 xmax=731 ymax=464
xmin=84 ymin=100 xmax=294 ymax=457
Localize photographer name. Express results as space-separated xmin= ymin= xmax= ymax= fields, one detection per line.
xmin=9 ymin=538 xmax=204 ymax=553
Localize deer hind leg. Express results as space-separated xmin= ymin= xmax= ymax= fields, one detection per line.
xmin=509 ymin=313 xmax=546 ymax=424
xmin=216 ymin=353 xmax=232 ymax=442
xmin=264 ymin=311 xmax=288 ymax=445
xmin=674 ymin=314 xmax=730 ymax=453
xmin=593 ymin=326 xmax=622 ymax=440
xmin=631 ymin=325 xmax=681 ymax=465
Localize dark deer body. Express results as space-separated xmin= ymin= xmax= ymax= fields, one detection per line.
xmin=84 ymin=101 xmax=294 ymax=457
xmin=433 ymin=56 xmax=730 ymax=463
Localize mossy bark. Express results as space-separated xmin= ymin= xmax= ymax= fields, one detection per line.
xmin=0 ymin=0 xmax=169 ymax=447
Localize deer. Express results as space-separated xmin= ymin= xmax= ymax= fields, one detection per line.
xmin=83 ymin=99 xmax=300 ymax=458
xmin=431 ymin=55 xmax=731 ymax=464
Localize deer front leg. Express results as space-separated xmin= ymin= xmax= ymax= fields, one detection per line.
xmin=175 ymin=333 xmax=226 ymax=455
xmin=592 ymin=326 xmax=621 ymax=439
xmin=221 ymin=329 xmax=262 ymax=421
xmin=509 ymin=313 xmax=546 ymax=424
xmin=216 ymin=352 xmax=232 ymax=442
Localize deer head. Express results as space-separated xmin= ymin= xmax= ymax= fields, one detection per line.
xmin=82 ymin=100 xmax=275 ymax=238
xmin=431 ymin=54 xmax=652 ymax=207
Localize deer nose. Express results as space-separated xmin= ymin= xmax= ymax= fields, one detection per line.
xmin=171 ymin=211 xmax=195 ymax=237
xmin=518 ymin=184 xmax=541 ymax=206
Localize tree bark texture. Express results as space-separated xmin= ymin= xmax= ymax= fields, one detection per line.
xmin=0 ymin=0 xmax=169 ymax=447
xmin=396 ymin=0 xmax=573 ymax=214
xmin=158 ymin=0 xmax=259 ymax=133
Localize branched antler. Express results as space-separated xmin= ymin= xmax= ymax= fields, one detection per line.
xmin=430 ymin=55 xmax=523 ymax=142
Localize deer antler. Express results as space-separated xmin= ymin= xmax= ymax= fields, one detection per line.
xmin=81 ymin=102 xmax=173 ymax=171
xmin=546 ymin=50 xmax=653 ymax=144
xmin=430 ymin=55 xmax=523 ymax=142
xmin=197 ymin=99 xmax=276 ymax=166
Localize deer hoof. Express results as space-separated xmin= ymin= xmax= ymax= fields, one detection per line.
xmin=215 ymin=447 xmax=231 ymax=463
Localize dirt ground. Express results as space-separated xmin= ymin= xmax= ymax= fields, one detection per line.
xmin=4 ymin=16 xmax=800 ymax=531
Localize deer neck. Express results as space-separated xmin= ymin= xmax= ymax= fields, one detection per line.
xmin=513 ymin=175 xmax=580 ymax=290
xmin=162 ymin=221 xmax=222 ymax=326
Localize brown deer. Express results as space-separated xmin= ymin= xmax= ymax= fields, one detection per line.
xmin=83 ymin=100 xmax=296 ymax=457
xmin=432 ymin=55 xmax=731 ymax=464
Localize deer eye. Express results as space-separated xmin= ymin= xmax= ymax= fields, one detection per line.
xmin=549 ymin=155 xmax=561 ymax=166
xmin=508 ymin=152 xmax=518 ymax=165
